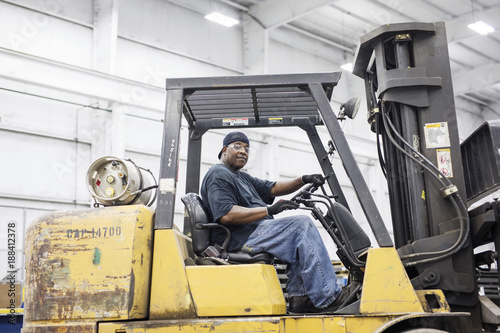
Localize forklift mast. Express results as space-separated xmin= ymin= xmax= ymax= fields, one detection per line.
xmin=353 ymin=22 xmax=480 ymax=325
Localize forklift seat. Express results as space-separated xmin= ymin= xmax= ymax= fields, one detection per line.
xmin=181 ymin=193 xmax=274 ymax=265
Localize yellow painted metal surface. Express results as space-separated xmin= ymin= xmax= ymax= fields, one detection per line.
xmin=99 ymin=318 xmax=281 ymax=333
xmin=281 ymin=316 xmax=346 ymax=332
xmin=22 ymin=205 xmax=462 ymax=333
xmin=360 ymin=247 xmax=424 ymax=314
xmin=186 ymin=264 xmax=286 ymax=317
xmin=345 ymin=315 xmax=399 ymax=333
xmin=23 ymin=205 xmax=154 ymax=326
xmin=99 ymin=314 xmax=457 ymax=333
xmin=282 ymin=315 xmax=409 ymax=333
xmin=149 ymin=229 xmax=197 ymax=319
xmin=415 ymin=289 xmax=451 ymax=313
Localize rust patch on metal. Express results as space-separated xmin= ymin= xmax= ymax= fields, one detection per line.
xmin=24 ymin=208 xmax=139 ymax=322
xmin=23 ymin=323 xmax=96 ymax=333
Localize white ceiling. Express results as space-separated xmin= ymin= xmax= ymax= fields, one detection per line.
xmin=180 ymin=0 xmax=500 ymax=117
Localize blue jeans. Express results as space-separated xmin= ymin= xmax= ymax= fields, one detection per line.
xmin=239 ymin=215 xmax=341 ymax=308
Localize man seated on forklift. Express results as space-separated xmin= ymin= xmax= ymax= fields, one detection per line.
xmin=201 ymin=131 xmax=358 ymax=314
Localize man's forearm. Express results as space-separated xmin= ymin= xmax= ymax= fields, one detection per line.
xmin=269 ymin=177 xmax=304 ymax=197
xmin=218 ymin=205 xmax=269 ymax=225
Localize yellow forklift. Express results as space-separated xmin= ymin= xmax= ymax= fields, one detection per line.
xmin=22 ymin=22 xmax=500 ymax=332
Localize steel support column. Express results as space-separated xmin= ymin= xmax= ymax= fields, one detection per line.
xmin=155 ymin=89 xmax=183 ymax=229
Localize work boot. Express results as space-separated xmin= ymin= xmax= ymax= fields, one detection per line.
xmin=288 ymin=282 xmax=361 ymax=314
xmin=318 ymin=281 xmax=361 ymax=314
xmin=288 ymin=295 xmax=319 ymax=314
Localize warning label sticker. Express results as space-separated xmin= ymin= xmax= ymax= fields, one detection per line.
xmin=424 ymin=122 xmax=451 ymax=148
xmin=268 ymin=118 xmax=283 ymax=125
xmin=222 ymin=118 xmax=249 ymax=126
xmin=436 ymin=148 xmax=453 ymax=178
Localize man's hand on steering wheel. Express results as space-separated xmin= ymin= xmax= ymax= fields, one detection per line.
xmin=267 ymin=200 xmax=299 ymax=216
xmin=301 ymin=174 xmax=325 ymax=186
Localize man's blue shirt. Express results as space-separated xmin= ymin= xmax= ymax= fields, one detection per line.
xmin=200 ymin=163 xmax=275 ymax=250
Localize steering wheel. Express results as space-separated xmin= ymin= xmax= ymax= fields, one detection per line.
xmin=291 ymin=182 xmax=321 ymax=205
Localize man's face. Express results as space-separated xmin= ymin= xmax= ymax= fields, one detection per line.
xmin=221 ymin=141 xmax=249 ymax=171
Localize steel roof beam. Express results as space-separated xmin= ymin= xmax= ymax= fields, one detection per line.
xmin=453 ymin=62 xmax=500 ymax=98
xmin=248 ymin=0 xmax=335 ymax=30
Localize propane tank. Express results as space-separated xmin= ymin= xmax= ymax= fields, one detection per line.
xmin=86 ymin=156 xmax=156 ymax=206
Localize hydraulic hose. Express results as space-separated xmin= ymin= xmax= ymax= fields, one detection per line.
xmin=380 ymin=104 xmax=469 ymax=266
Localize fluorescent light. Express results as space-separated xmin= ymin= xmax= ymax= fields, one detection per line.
xmin=341 ymin=63 xmax=353 ymax=72
xmin=468 ymin=21 xmax=495 ymax=36
xmin=205 ymin=12 xmax=239 ymax=27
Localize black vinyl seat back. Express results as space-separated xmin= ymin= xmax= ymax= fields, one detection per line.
xmin=180 ymin=193 xmax=213 ymax=255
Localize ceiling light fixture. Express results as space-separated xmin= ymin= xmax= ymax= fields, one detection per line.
xmin=468 ymin=21 xmax=495 ymax=35
xmin=341 ymin=63 xmax=353 ymax=72
xmin=205 ymin=12 xmax=239 ymax=27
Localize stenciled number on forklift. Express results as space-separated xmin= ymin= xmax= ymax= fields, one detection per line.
xmin=66 ymin=226 xmax=122 ymax=238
